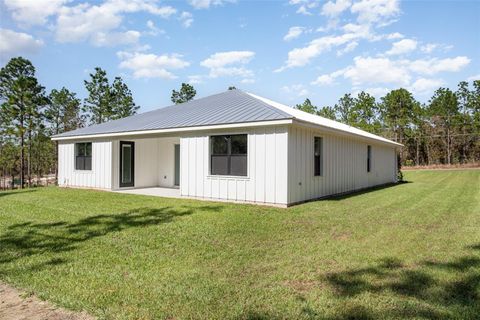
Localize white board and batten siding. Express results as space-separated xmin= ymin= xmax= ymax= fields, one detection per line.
xmin=58 ymin=140 xmax=112 ymax=189
xmin=180 ymin=126 xmax=289 ymax=205
xmin=287 ymin=125 xmax=397 ymax=204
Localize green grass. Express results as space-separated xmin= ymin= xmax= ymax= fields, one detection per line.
xmin=0 ymin=170 xmax=479 ymax=319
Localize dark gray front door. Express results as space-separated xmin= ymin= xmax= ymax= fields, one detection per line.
xmin=174 ymin=144 xmax=180 ymax=186
xmin=120 ymin=141 xmax=134 ymax=187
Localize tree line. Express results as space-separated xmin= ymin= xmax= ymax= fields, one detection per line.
xmin=0 ymin=57 xmax=139 ymax=189
xmin=296 ymin=82 xmax=480 ymax=166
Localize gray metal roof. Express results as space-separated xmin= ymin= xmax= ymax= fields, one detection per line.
xmin=54 ymin=90 xmax=293 ymax=138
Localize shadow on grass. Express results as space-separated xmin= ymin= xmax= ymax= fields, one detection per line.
xmin=0 ymin=204 xmax=223 ymax=271
xmin=320 ymin=244 xmax=480 ymax=319
xmin=328 ymin=182 xmax=411 ymax=201
xmin=0 ymin=189 xmax=37 ymax=198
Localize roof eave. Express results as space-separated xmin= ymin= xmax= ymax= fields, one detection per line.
xmin=51 ymin=118 xmax=294 ymax=141
xmin=292 ymin=119 xmax=403 ymax=147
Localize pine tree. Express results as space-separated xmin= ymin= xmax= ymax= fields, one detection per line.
xmin=171 ymin=83 xmax=196 ymax=104
xmin=0 ymin=57 xmax=47 ymax=188
xmin=111 ymin=77 xmax=139 ymax=119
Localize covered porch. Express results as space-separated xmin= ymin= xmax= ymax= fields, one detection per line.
xmin=112 ymin=135 xmax=181 ymax=191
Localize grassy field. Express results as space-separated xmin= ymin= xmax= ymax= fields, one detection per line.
xmin=0 ymin=170 xmax=479 ymax=319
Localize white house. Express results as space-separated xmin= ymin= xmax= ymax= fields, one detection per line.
xmin=52 ymin=90 xmax=401 ymax=207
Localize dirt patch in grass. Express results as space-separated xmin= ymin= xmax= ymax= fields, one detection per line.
xmin=0 ymin=282 xmax=94 ymax=320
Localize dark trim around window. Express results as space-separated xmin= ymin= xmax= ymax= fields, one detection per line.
xmin=210 ymin=134 xmax=247 ymax=176
xmin=75 ymin=142 xmax=92 ymax=170
xmin=314 ymin=136 xmax=323 ymax=176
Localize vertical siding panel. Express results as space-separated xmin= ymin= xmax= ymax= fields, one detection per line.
xmin=204 ymin=137 xmax=211 ymax=198
xmin=246 ymin=132 xmax=255 ymax=202
xmin=255 ymin=127 xmax=266 ymax=202
xmin=196 ymin=136 xmax=204 ymax=197
xmin=227 ymin=180 xmax=236 ymax=200
xmin=265 ymin=127 xmax=276 ymax=203
xmin=275 ymin=126 xmax=288 ymax=204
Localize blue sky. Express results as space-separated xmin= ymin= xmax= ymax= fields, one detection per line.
xmin=1 ymin=0 xmax=479 ymax=113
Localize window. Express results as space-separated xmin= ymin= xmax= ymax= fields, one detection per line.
xmin=75 ymin=142 xmax=92 ymax=170
xmin=210 ymin=134 xmax=247 ymax=176
xmin=367 ymin=145 xmax=372 ymax=172
xmin=314 ymin=137 xmax=323 ymax=176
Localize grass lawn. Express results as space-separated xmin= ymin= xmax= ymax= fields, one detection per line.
xmin=0 ymin=170 xmax=479 ymax=319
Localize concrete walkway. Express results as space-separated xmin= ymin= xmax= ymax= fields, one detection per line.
xmin=113 ymin=187 xmax=181 ymax=198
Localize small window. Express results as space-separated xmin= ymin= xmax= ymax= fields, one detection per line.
xmin=314 ymin=137 xmax=323 ymax=176
xmin=367 ymin=145 xmax=372 ymax=172
xmin=75 ymin=142 xmax=92 ymax=170
xmin=210 ymin=134 xmax=247 ymax=176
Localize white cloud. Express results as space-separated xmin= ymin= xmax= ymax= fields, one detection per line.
xmin=54 ymin=1 xmax=176 ymax=46
xmin=3 ymin=0 xmax=66 ymax=26
xmin=91 ymin=30 xmax=141 ymax=47
xmin=201 ymin=51 xmax=255 ymax=80
xmin=146 ymin=20 xmax=165 ymax=36
xmin=362 ymin=87 xmax=390 ymax=97
xmin=5 ymin=0 xmax=177 ymax=47
xmin=314 ymin=54 xmax=470 ymax=96
xmin=201 ymin=51 xmax=255 ymax=68
xmin=188 ymin=0 xmax=234 ymax=9
xmin=407 ymin=56 xmax=470 ymax=75
xmin=241 ymin=78 xmax=255 ymax=84
xmin=284 ymin=26 xmax=305 ymax=41
xmin=420 ymin=43 xmax=437 ymax=54
xmin=386 ymin=38 xmax=417 ymax=55
xmin=350 ymin=0 xmax=400 ymax=26
xmin=337 ymin=41 xmax=358 ymax=56
xmin=179 ymin=12 xmax=194 ymax=28
xmin=386 ymin=32 xmax=404 ymax=40
xmin=289 ymin=0 xmax=319 ymax=15
xmin=409 ymin=78 xmax=445 ymax=94
xmin=188 ymin=75 xmax=204 ymax=84
xmin=208 ymin=67 xmax=254 ymax=78
xmin=117 ymin=51 xmax=190 ymax=79
xmin=467 ymin=74 xmax=480 ymax=82
xmin=277 ymin=25 xmax=373 ymax=70
xmin=0 ymin=28 xmax=44 ymax=59
xmin=343 ymin=56 xmax=411 ymax=86
xmin=322 ymin=0 xmax=352 ymax=17
xmin=311 ymin=74 xmax=335 ymax=86
xmin=282 ymin=84 xmax=309 ymax=97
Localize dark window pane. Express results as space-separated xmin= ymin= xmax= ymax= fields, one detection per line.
xmin=85 ymin=143 xmax=92 ymax=156
xmin=211 ymin=136 xmax=228 ymax=154
xmin=367 ymin=145 xmax=371 ymax=172
xmin=314 ymin=157 xmax=320 ymax=176
xmin=211 ymin=155 xmax=229 ymax=175
xmin=122 ymin=145 xmax=132 ymax=183
xmin=314 ymin=137 xmax=322 ymax=176
xmin=76 ymin=143 xmax=85 ymax=156
xmin=85 ymin=156 xmax=92 ymax=170
xmin=230 ymin=155 xmax=247 ymax=176
xmin=231 ymin=135 xmax=247 ymax=155
xmin=76 ymin=156 xmax=85 ymax=170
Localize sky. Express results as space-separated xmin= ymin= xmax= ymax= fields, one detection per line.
xmin=1 ymin=0 xmax=479 ymax=113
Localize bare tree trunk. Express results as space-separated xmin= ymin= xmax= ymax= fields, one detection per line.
xmin=27 ymin=129 xmax=32 ymax=188
xmin=20 ymin=132 xmax=25 ymax=189
xmin=446 ymin=127 xmax=451 ymax=165
xmin=415 ymin=136 xmax=420 ymax=166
